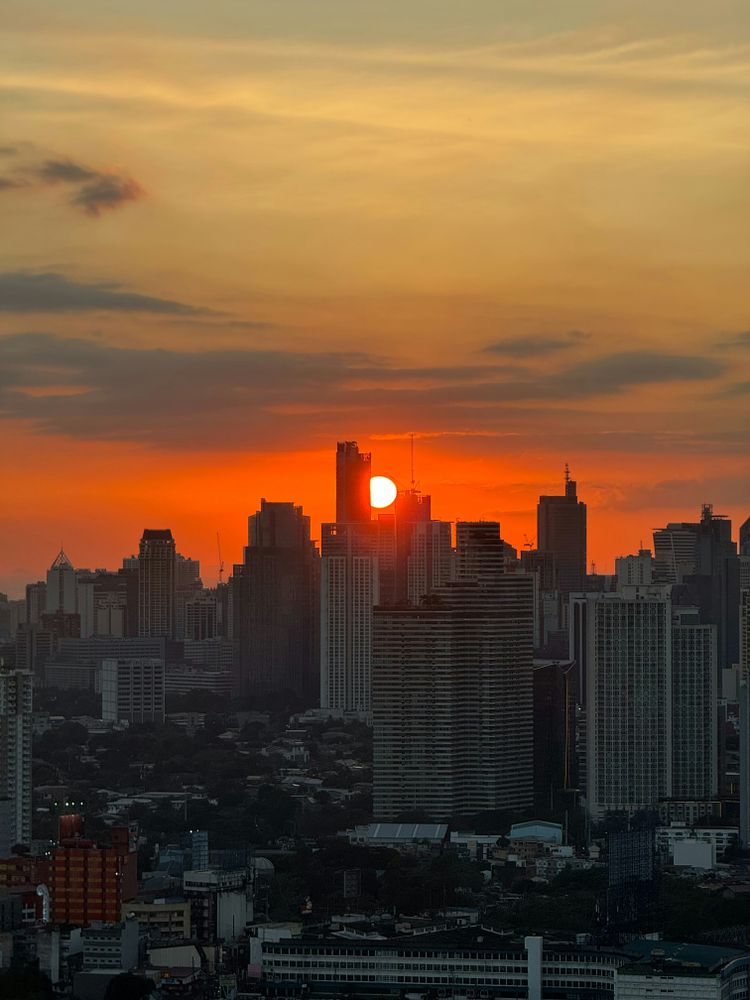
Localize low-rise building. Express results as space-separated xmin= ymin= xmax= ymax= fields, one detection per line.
xmin=344 ymin=823 xmax=448 ymax=854
xmin=122 ymin=899 xmax=191 ymax=941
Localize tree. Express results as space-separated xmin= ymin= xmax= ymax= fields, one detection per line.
xmin=104 ymin=973 xmax=155 ymax=999
xmin=0 ymin=968 xmax=54 ymax=999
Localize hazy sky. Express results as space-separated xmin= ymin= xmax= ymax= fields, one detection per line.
xmin=1 ymin=0 xmax=749 ymax=594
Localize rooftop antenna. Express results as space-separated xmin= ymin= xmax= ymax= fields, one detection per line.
xmin=564 ymin=462 xmax=571 ymax=486
xmin=409 ymin=432 xmax=416 ymax=489
xmin=216 ymin=532 xmax=224 ymax=585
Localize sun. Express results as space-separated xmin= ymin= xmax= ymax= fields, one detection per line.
xmin=370 ymin=475 xmax=397 ymax=509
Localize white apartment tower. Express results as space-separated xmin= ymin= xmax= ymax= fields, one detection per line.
xmin=319 ymin=522 xmax=379 ymax=717
xmin=580 ymin=587 xmax=672 ymax=819
xmin=0 ymin=667 xmax=33 ymax=854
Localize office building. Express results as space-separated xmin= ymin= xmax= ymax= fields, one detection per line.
xmin=25 ymin=581 xmax=47 ymax=625
xmin=138 ymin=529 xmax=176 ymax=638
xmin=336 ymin=440 xmax=372 ymax=524
xmin=46 ymin=549 xmax=77 ymax=614
xmin=615 ymin=550 xmax=653 ymax=588
xmin=537 ymin=467 xmax=587 ymax=596
xmin=101 ymin=657 xmax=165 ymax=724
xmin=232 ymin=499 xmax=319 ymax=700
xmin=653 ymin=505 xmax=739 ymax=669
xmin=77 ymin=571 xmax=130 ymax=639
xmin=0 ymin=667 xmax=33 ymax=854
xmin=373 ymin=522 xmax=534 ymax=819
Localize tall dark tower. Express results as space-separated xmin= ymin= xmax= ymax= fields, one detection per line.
xmin=336 ymin=441 xmax=372 ymax=524
xmin=138 ymin=529 xmax=176 ymax=638
xmin=537 ymin=466 xmax=587 ymax=596
xmin=232 ymin=500 xmax=319 ymax=701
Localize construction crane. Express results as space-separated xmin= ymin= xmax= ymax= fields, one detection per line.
xmin=216 ymin=532 xmax=225 ymax=585
xmin=523 ymin=534 xmax=535 ymax=550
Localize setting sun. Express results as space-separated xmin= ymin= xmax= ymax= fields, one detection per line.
xmin=370 ymin=475 xmax=398 ymax=509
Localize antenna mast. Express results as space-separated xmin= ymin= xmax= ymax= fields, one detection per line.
xmin=409 ymin=433 xmax=415 ymax=489
xmin=216 ymin=532 xmax=224 ymax=585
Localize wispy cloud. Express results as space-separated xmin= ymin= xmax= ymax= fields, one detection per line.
xmin=484 ymin=331 xmax=589 ymax=357
xmin=0 ymin=272 xmax=213 ymax=315
xmin=0 ymin=332 xmax=730 ymax=451
xmin=0 ymin=148 xmax=144 ymax=217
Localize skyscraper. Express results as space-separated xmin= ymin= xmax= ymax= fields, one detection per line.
xmin=372 ymin=522 xmax=534 ymax=819
xmin=537 ymin=467 xmax=587 ymax=596
xmin=232 ymin=500 xmax=319 ymax=700
xmin=336 ymin=441 xmax=372 ymax=524
xmin=46 ymin=548 xmax=77 ymax=614
xmin=0 ymin=666 xmax=33 ymax=854
xmin=138 ymin=529 xmax=176 ymax=638
xmin=320 ymin=521 xmax=379 ymax=716
xmin=653 ymin=505 xmax=740 ymax=670
xmin=579 ymin=587 xmax=672 ymax=820
xmin=671 ymin=608 xmax=718 ymax=800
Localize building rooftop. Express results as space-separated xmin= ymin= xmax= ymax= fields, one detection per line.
xmin=350 ymin=823 xmax=448 ymax=842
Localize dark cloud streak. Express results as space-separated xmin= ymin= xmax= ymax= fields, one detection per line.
xmin=0 ymin=272 xmax=215 ymax=316
xmin=0 ymin=332 xmax=730 ymax=452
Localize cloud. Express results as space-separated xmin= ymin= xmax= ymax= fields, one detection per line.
xmin=484 ymin=330 xmax=589 ymax=357
xmin=37 ymin=159 xmax=98 ymax=184
xmin=0 ymin=332 xmax=731 ymax=451
xmin=70 ymin=174 xmax=145 ymax=216
xmin=0 ymin=272 xmax=214 ymax=315
xmin=717 ymin=331 xmax=750 ymax=350
xmin=0 ymin=150 xmax=145 ymax=217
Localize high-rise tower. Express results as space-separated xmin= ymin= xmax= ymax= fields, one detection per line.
xmin=336 ymin=441 xmax=372 ymax=524
xmin=138 ymin=529 xmax=176 ymax=638
xmin=537 ymin=467 xmax=587 ymax=597
xmin=232 ymin=500 xmax=319 ymax=700
xmin=46 ymin=548 xmax=77 ymax=614
xmin=0 ymin=666 xmax=33 ymax=854
xmin=373 ymin=522 xmax=534 ymax=819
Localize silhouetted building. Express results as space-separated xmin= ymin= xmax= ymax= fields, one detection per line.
xmin=671 ymin=607 xmax=718 ymax=801
xmin=373 ymin=522 xmax=534 ymax=819
xmin=320 ymin=520 xmax=379 ymax=717
xmin=138 ymin=529 xmax=176 ymax=638
xmin=336 ymin=440 xmax=372 ymax=524
xmin=654 ymin=505 xmax=740 ymax=669
xmin=377 ymin=490 xmax=452 ymax=607
xmin=537 ymin=467 xmax=587 ymax=596
xmin=232 ymin=500 xmax=319 ymax=701
xmin=532 ymin=659 xmax=577 ymax=811
xmin=46 ymin=549 xmax=77 ymax=614
xmin=25 ymin=581 xmax=47 ymax=625
xmin=0 ymin=666 xmax=33 ymax=854
xmin=77 ymin=571 xmax=130 ymax=638
xmin=615 ymin=550 xmax=653 ymax=587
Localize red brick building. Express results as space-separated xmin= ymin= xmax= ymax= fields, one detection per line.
xmin=50 ymin=824 xmax=138 ymax=925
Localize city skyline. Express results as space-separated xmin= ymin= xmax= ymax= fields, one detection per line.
xmin=1 ymin=453 xmax=746 ymax=599
xmin=2 ymin=0 xmax=750 ymax=597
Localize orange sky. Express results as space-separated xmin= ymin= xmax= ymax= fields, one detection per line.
xmin=1 ymin=1 xmax=749 ymax=596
